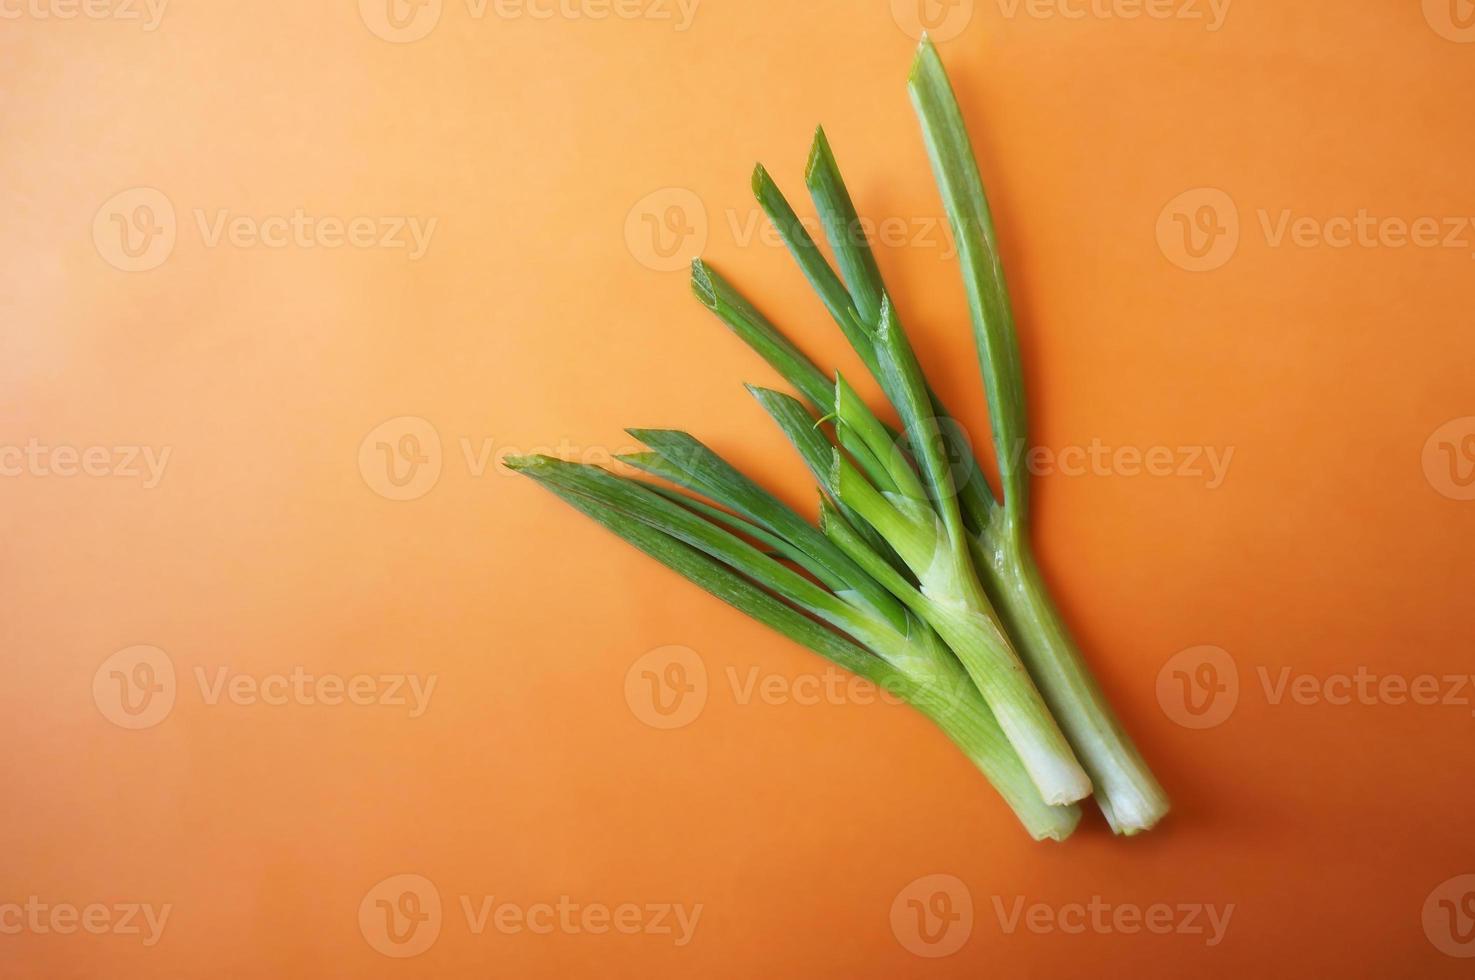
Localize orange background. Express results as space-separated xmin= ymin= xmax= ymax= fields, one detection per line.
xmin=4 ymin=0 xmax=1475 ymax=976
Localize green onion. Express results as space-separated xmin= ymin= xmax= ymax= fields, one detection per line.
xmin=909 ymin=38 xmax=1169 ymax=834
xmin=511 ymin=38 xmax=1169 ymax=840
xmin=692 ymin=38 xmax=1169 ymax=833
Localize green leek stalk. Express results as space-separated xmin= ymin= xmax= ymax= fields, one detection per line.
xmin=908 ymin=40 xmax=1169 ymax=834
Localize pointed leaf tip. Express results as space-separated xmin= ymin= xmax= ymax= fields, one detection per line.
xmin=910 ymin=35 xmax=941 ymax=82
xmin=804 ymin=126 xmax=831 ymax=184
xmin=750 ymin=162 xmax=771 ymax=195
xmin=875 ymin=295 xmax=898 ymax=343
xmin=690 ymin=258 xmax=717 ymax=309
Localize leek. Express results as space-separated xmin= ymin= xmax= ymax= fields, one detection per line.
xmin=510 ymin=38 xmax=1170 ymax=840
xmin=691 ymin=39 xmax=1169 ymax=833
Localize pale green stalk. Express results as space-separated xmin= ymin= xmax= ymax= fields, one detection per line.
xmin=753 ymin=373 xmax=1090 ymax=806
xmin=909 ymin=39 xmax=1168 ymax=833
